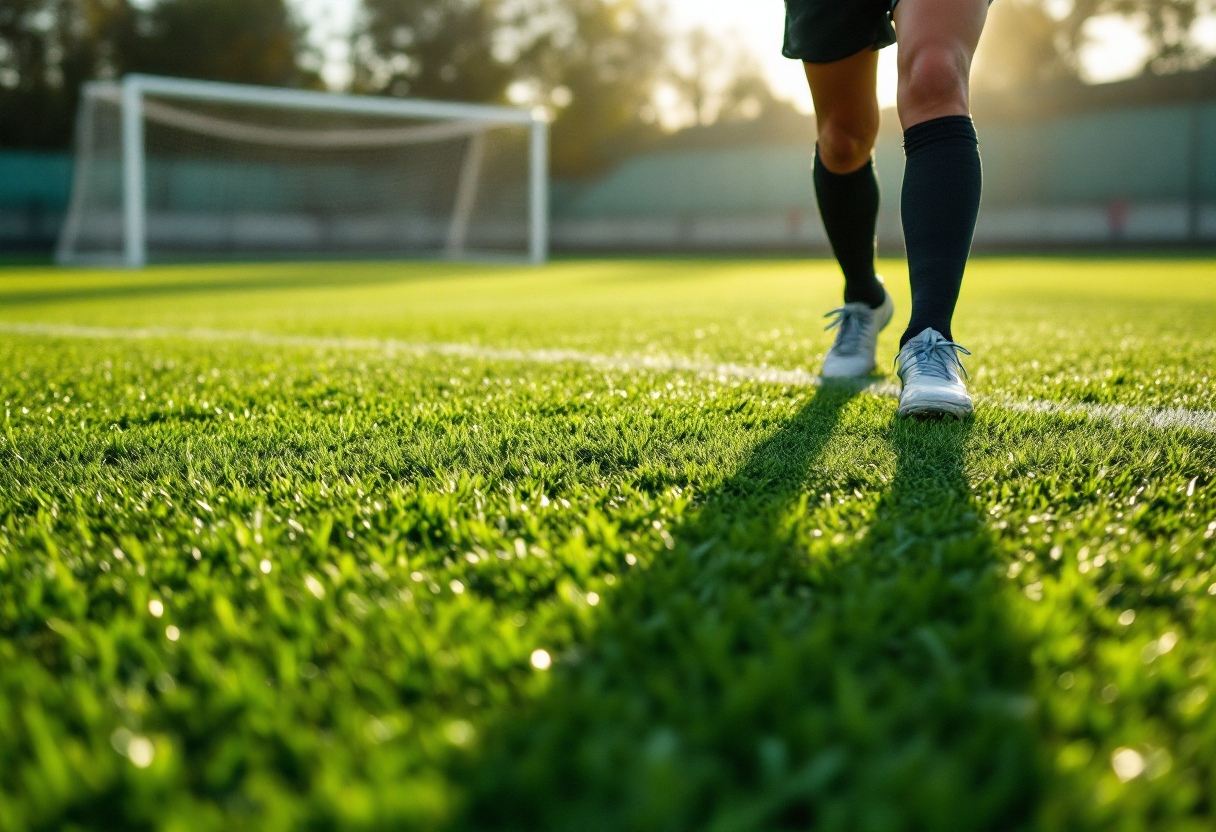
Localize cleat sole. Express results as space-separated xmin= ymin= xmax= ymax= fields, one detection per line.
xmin=897 ymin=399 xmax=974 ymax=419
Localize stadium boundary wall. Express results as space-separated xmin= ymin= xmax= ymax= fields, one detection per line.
xmin=550 ymin=99 xmax=1216 ymax=253
xmin=2 ymin=98 xmax=1213 ymax=255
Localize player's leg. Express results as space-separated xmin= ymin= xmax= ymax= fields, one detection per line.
xmin=805 ymin=50 xmax=885 ymax=310
xmin=893 ymin=0 xmax=987 ymax=347
xmin=804 ymin=51 xmax=895 ymax=377
xmin=891 ymin=0 xmax=987 ymax=416
xmin=784 ymin=0 xmax=897 ymax=377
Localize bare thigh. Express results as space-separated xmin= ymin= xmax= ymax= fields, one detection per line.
xmin=803 ymin=48 xmax=880 ymax=174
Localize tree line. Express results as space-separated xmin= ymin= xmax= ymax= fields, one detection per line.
xmin=1 ymin=0 xmax=1212 ymax=176
xmin=0 ymin=0 xmax=761 ymax=176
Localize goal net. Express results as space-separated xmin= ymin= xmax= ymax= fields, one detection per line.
xmin=57 ymin=75 xmax=548 ymax=266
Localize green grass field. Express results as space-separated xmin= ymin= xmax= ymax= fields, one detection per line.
xmin=1 ymin=257 xmax=1214 ymax=831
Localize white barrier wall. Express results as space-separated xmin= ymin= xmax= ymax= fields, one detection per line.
xmin=552 ymin=201 xmax=1216 ymax=252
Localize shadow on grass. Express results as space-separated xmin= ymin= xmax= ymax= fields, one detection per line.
xmin=455 ymin=387 xmax=1041 ymax=831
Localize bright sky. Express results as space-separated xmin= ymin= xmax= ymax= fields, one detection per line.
xmin=660 ymin=0 xmax=826 ymax=112
xmin=653 ymin=0 xmax=1171 ymax=109
xmin=292 ymin=0 xmax=1202 ymax=113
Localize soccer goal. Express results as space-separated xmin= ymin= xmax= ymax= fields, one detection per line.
xmin=57 ymin=74 xmax=549 ymax=267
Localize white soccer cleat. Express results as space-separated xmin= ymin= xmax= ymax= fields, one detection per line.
xmin=895 ymin=328 xmax=974 ymax=418
xmin=821 ymin=286 xmax=895 ymax=378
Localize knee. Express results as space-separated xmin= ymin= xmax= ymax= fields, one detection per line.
xmin=898 ymin=45 xmax=970 ymax=117
xmin=816 ymin=119 xmax=878 ymax=174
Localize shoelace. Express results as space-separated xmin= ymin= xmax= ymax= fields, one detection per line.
xmin=896 ymin=330 xmax=972 ymax=381
xmin=823 ymin=306 xmax=872 ymax=355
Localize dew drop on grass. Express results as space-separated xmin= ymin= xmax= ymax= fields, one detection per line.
xmin=1112 ymin=747 xmax=1145 ymax=781
xmin=586 ymin=592 xmax=600 ymax=606
xmin=1118 ymin=610 xmax=1136 ymax=626
xmin=259 ymin=559 xmax=272 ymax=574
xmin=112 ymin=728 xmax=155 ymax=768
xmin=450 ymin=580 xmax=465 ymax=595
xmin=127 ymin=737 xmax=155 ymax=768
xmin=531 ymin=649 xmax=552 ymax=670
xmin=445 ymin=720 xmax=475 ymax=746
xmin=1182 ymin=686 xmax=1209 ymax=713
xmin=304 ymin=575 xmax=326 ymax=599
xmin=165 ymin=626 xmax=180 ymax=641
xmin=148 ymin=600 xmax=164 ymax=618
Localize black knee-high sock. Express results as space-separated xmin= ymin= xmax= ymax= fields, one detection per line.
xmin=899 ymin=115 xmax=982 ymax=346
xmin=813 ymin=149 xmax=885 ymax=308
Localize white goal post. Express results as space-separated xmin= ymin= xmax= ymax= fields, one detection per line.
xmin=57 ymin=74 xmax=549 ymax=267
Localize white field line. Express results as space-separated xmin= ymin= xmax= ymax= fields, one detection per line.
xmin=1 ymin=321 xmax=1213 ymax=435
xmin=994 ymin=398 xmax=1216 ymax=434
xmin=0 ymin=320 xmax=899 ymax=393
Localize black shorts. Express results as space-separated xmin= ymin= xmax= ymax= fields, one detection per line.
xmin=782 ymin=0 xmax=898 ymax=64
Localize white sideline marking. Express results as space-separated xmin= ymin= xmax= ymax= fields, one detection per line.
xmin=0 ymin=320 xmax=899 ymax=393
xmin=1 ymin=321 xmax=1213 ymax=435
xmin=994 ymin=398 xmax=1216 ymax=434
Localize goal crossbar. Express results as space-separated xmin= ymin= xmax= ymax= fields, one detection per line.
xmin=58 ymin=74 xmax=549 ymax=267
xmin=117 ymin=74 xmax=539 ymax=124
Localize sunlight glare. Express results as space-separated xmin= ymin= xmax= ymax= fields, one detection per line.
xmin=1078 ymin=14 xmax=1154 ymax=83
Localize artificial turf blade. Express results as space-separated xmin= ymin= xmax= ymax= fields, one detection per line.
xmin=1 ymin=257 xmax=1213 ymax=831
